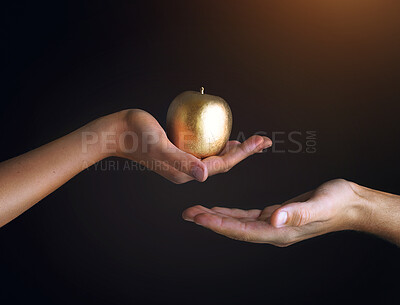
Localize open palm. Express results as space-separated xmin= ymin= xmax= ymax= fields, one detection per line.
xmin=183 ymin=179 xmax=362 ymax=246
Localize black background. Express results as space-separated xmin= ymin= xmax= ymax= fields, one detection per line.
xmin=2 ymin=1 xmax=400 ymax=304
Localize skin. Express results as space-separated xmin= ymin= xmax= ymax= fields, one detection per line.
xmin=0 ymin=109 xmax=272 ymax=228
xmin=183 ymin=179 xmax=400 ymax=246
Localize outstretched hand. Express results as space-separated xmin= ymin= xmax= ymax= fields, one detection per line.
xmin=115 ymin=109 xmax=272 ymax=184
xmin=182 ymin=179 xmax=367 ymax=246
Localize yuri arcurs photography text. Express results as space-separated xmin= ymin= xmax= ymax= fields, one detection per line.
xmin=81 ymin=130 xmax=317 ymax=172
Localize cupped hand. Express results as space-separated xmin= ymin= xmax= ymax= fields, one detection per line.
xmin=182 ymin=179 xmax=366 ymax=246
xmin=114 ymin=109 xmax=272 ymax=184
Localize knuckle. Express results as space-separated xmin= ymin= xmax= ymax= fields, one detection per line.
xmin=240 ymin=144 xmax=252 ymax=155
xmin=238 ymin=223 xmax=255 ymax=242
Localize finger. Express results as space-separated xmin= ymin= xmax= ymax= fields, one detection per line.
xmin=183 ymin=205 xmax=262 ymax=222
xmin=151 ymin=162 xmax=193 ymax=184
xmin=221 ymin=137 xmax=271 ymax=155
xmin=219 ymin=140 xmax=241 ymax=155
xmin=258 ymin=204 xmax=282 ymax=221
xmin=266 ymin=190 xmax=314 ymax=226
xmin=182 ymin=205 xmax=218 ymax=222
xmin=238 ymin=135 xmax=272 ymax=154
xmin=192 ymin=213 xmax=262 ymax=242
xmin=157 ymin=141 xmax=208 ymax=182
xmin=134 ymin=158 xmax=193 ymax=184
xmin=204 ymin=135 xmax=272 ymax=176
xmin=211 ymin=207 xmax=262 ymax=219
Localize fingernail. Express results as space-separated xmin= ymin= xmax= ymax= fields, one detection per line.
xmin=263 ymin=140 xmax=273 ymax=149
xmin=275 ymin=211 xmax=288 ymax=227
xmin=191 ymin=166 xmax=204 ymax=181
xmin=257 ymin=140 xmax=272 ymax=153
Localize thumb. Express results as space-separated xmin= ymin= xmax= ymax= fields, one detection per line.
xmin=270 ymin=201 xmax=318 ymax=228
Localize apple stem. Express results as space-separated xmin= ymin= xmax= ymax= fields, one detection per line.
xmin=200 ymin=87 xmax=204 ymax=94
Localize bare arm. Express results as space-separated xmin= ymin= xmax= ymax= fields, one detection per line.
xmin=353 ymin=183 xmax=400 ymax=245
xmin=183 ymin=179 xmax=400 ymax=246
xmin=0 ymin=109 xmax=272 ymax=228
xmin=0 ymin=114 xmax=114 ymax=227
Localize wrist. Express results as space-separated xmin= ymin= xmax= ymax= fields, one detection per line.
xmin=81 ymin=110 xmax=128 ymax=161
xmin=344 ymin=181 xmax=374 ymax=231
xmin=346 ymin=182 xmax=400 ymax=240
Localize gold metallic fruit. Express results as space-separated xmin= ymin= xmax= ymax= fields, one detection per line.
xmin=166 ymin=87 xmax=233 ymax=159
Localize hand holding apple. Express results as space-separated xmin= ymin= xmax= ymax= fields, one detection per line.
xmin=113 ymin=108 xmax=271 ymax=184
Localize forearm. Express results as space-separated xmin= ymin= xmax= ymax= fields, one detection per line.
xmin=0 ymin=114 xmax=118 ymax=227
xmin=352 ymin=183 xmax=400 ymax=245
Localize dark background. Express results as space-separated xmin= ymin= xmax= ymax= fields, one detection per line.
xmin=2 ymin=0 xmax=400 ymax=304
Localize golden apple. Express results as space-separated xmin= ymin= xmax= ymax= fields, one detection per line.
xmin=166 ymin=87 xmax=233 ymax=158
